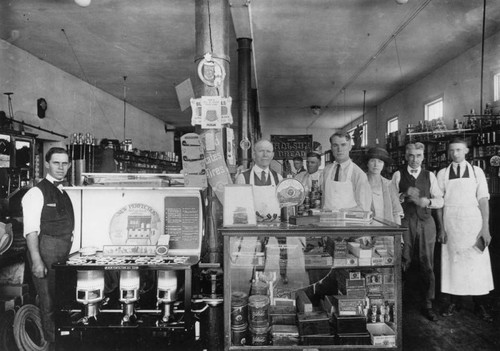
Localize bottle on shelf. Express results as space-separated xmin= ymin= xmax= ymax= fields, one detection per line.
xmin=309 ymin=180 xmax=321 ymax=209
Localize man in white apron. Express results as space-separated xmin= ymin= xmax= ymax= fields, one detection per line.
xmin=322 ymin=132 xmax=372 ymax=211
xmin=302 ymin=133 xmax=371 ymax=299
xmin=436 ymin=138 xmax=494 ymax=322
xmin=235 ymin=139 xmax=287 ymax=281
xmin=392 ymin=142 xmax=443 ymax=321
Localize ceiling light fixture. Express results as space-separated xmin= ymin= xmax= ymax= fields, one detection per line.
xmin=74 ymin=0 xmax=91 ymax=8
xmin=310 ymin=105 xmax=321 ymax=116
xmin=395 ymin=0 xmax=408 ymax=4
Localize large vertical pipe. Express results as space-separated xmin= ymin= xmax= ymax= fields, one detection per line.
xmin=237 ymin=38 xmax=252 ymax=169
xmin=194 ymin=0 xmax=230 ymax=266
xmin=194 ymin=1 xmax=229 ymax=350
xmin=195 ymin=0 xmax=230 ymax=98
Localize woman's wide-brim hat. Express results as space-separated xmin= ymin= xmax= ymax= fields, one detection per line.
xmin=366 ymin=147 xmax=393 ymax=164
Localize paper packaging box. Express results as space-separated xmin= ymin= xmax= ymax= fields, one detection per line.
xmin=297 ymin=311 xmax=331 ymax=336
xmin=346 ymin=254 xmax=358 ymax=266
xmin=331 ymin=295 xmax=365 ymax=316
xmin=348 ymin=242 xmax=373 ymax=258
xmin=350 ymin=271 xmax=362 ymax=280
xmin=301 ymin=334 xmax=336 ymax=346
xmin=333 ymin=258 xmax=346 ymax=266
xmin=358 ymin=257 xmax=371 ymax=266
xmin=367 ymin=322 xmax=396 ymax=347
xmin=270 ymin=305 xmax=297 ymax=325
xmin=304 ymin=253 xmax=333 ymax=267
xmin=336 ymin=332 xmax=371 ymax=345
xmin=371 ymin=253 xmax=384 ymax=266
xmin=346 ymin=288 xmax=367 ymax=299
xmin=271 ymin=325 xmax=299 ymax=346
xmin=331 ymin=311 xmax=367 ymax=334
xmin=289 ymin=215 xmax=320 ymax=225
xmin=296 ymin=290 xmax=313 ymax=313
xmin=382 ymin=254 xmax=394 ymax=265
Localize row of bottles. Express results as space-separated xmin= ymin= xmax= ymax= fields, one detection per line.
xmin=297 ymin=179 xmax=322 ymax=215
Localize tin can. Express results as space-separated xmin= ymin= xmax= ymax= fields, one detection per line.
xmin=249 ymin=325 xmax=270 ymax=346
xmin=248 ymin=295 xmax=270 ymax=327
xmin=232 ymin=322 xmax=248 ymax=346
xmin=231 ymin=291 xmax=248 ymax=326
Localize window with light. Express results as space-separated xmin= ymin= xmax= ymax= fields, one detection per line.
xmin=425 ymin=97 xmax=443 ymax=121
xmin=387 ymin=116 xmax=398 ymax=134
xmin=494 ymin=72 xmax=500 ymax=102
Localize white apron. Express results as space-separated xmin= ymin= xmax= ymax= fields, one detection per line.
xmin=250 ymin=170 xmax=281 ymax=218
xmin=441 ymin=164 xmax=494 ymax=295
xmin=323 ymin=163 xmax=357 ymax=210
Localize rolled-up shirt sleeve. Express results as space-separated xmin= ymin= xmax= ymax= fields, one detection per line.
xmin=22 ymin=187 xmax=44 ymax=237
xmin=475 ymin=166 xmax=490 ymax=200
xmin=428 ymin=172 xmax=444 ymax=208
xmin=352 ymin=168 xmax=373 ymax=212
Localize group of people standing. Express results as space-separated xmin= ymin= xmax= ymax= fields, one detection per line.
xmin=237 ymin=132 xmax=494 ymax=323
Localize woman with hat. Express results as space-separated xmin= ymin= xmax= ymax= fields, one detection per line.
xmin=366 ymin=147 xmax=403 ymax=224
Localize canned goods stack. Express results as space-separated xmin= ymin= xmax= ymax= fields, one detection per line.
xmin=248 ymin=294 xmax=270 ymax=345
xmin=231 ymin=291 xmax=248 ymax=346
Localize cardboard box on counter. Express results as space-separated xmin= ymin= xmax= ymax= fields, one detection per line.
xmin=336 ymin=332 xmax=371 ymax=345
xmin=270 ymin=305 xmax=297 ymax=325
xmin=304 ymin=253 xmax=333 ymax=267
xmin=301 ymin=334 xmax=336 ymax=346
xmin=297 ymin=311 xmax=331 ymax=336
xmin=271 ymin=325 xmax=299 ymax=346
xmin=330 ymin=295 xmax=365 ymax=316
xmin=348 ymin=242 xmax=373 ymax=258
xmin=289 ymin=215 xmax=320 ymax=225
xmin=331 ymin=311 xmax=367 ymax=334
xmin=367 ymin=322 xmax=396 ymax=347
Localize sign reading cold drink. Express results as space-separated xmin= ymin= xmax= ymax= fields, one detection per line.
xmin=271 ymin=135 xmax=313 ymax=160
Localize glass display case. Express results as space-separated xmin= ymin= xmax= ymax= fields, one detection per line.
xmin=221 ymin=220 xmax=404 ymax=350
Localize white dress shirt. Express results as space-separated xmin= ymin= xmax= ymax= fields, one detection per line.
xmin=22 ymin=175 xmax=64 ymax=237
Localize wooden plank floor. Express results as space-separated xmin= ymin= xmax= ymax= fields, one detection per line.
xmin=402 ymin=267 xmax=500 ymax=351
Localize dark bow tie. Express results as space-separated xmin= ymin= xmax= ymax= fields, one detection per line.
xmin=53 ymin=180 xmax=67 ymax=187
xmin=410 ymin=169 xmax=418 ymax=174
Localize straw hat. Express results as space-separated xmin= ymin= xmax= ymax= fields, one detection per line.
xmin=366 ymin=147 xmax=393 ymax=164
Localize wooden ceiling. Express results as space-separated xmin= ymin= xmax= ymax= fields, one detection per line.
xmin=1 ymin=0 xmax=500 ymax=130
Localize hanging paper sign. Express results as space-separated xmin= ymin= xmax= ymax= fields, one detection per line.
xmin=190 ymin=98 xmax=203 ymax=126
xmin=197 ymin=52 xmax=226 ymax=87
xmin=201 ymin=96 xmax=222 ymax=129
xmin=190 ymin=96 xmax=233 ymax=127
xmin=220 ymin=96 xmax=233 ymax=124
xmin=200 ymin=129 xmax=233 ymax=204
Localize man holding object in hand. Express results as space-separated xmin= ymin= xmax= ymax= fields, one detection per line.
xmin=392 ymin=142 xmax=444 ymax=321
xmin=437 ymin=138 xmax=494 ymax=322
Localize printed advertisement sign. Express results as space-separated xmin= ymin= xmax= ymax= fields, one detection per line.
xmin=271 ymin=134 xmax=313 ymax=160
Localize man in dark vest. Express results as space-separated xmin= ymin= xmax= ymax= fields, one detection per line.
xmin=391 ymin=142 xmax=443 ymax=321
xmin=22 ymin=147 xmax=74 ymax=347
